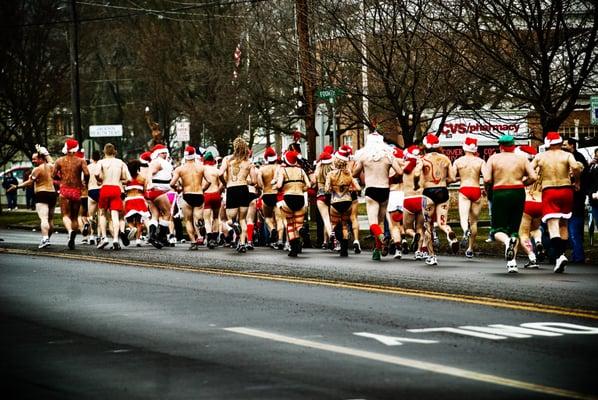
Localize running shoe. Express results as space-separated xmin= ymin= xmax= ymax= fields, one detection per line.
xmin=112 ymin=242 xmax=121 ymax=251
xmin=38 ymin=238 xmax=50 ymax=249
xmin=460 ymin=229 xmax=470 ymax=249
xmin=189 ymin=242 xmax=198 ymax=250
xmin=82 ymin=222 xmax=90 ymax=237
xmin=81 ymin=238 xmax=88 ymax=244
xmin=97 ymin=237 xmax=109 ymax=249
xmin=246 ymin=241 xmax=254 ymax=250
xmin=127 ymin=227 xmax=137 ymax=241
xmin=393 ymin=249 xmax=402 ymax=259
xmin=554 ymin=254 xmax=567 ymax=273
xmin=353 ymin=240 xmax=362 ymax=254
xmin=168 ymin=234 xmax=176 ymax=247
xmin=372 ymin=248 xmax=381 ymax=261
xmin=401 ymin=239 xmax=409 ymax=255
xmin=381 ymin=236 xmax=390 ymax=257
xmin=505 ymin=237 xmax=516 ymax=261
xmin=523 ymin=258 xmax=539 ymax=269
xmin=536 ymin=242 xmax=546 ymax=262
xmin=148 ymin=236 xmax=163 ymax=249
xmin=89 ymin=237 xmax=96 ymax=246
xmin=414 ymin=251 xmax=425 ymax=260
xmin=276 ymin=241 xmax=285 ymax=250
xmin=465 ymin=249 xmax=474 ymax=258
xmin=119 ymin=230 xmax=130 ymax=247
xmin=334 ymin=240 xmax=341 ymax=252
xmin=425 ymin=255 xmax=438 ymax=266
xmin=507 ymin=259 xmax=518 ymax=273
xmin=67 ymin=231 xmax=76 ymax=250
xmin=448 ymin=231 xmax=459 ymax=254
xmin=410 ymin=233 xmax=420 ymax=253
xmin=237 ymin=243 xmax=246 ymax=253
xmin=208 ymin=239 xmax=216 ymax=249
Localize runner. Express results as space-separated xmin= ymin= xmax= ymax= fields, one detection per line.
xmin=420 ymin=133 xmax=457 ymax=266
xmin=95 ymin=143 xmax=131 ymax=250
xmin=124 ymin=160 xmax=149 ymax=247
xmin=452 ymin=137 xmax=485 ymax=258
xmin=75 ymin=150 xmax=91 ymax=244
xmin=7 ymin=145 xmax=56 ymax=248
xmin=257 ymin=147 xmax=283 ymax=248
xmin=201 ymin=151 xmax=223 ymax=249
xmin=531 ymin=132 xmax=582 ymax=273
xmin=343 ymin=145 xmax=362 ymax=254
xmin=246 ymin=156 xmax=259 ymax=250
xmin=516 ymin=145 xmax=544 ymax=268
xmin=313 ymin=150 xmax=334 ymax=249
xmin=387 ymin=147 xmax=406 ymax=259
xmin=353 ymin=131 xmax=402 ymax=260
xmin=86 ymin=151 xmax=102 ymax=246
xmin=147 ymin=144 xmax=175 ymax=249
xmin=274 ymin=150 xmax=310 ymax=257
xmin=326 ymin=147 xmax=360 ymax=257
xmin=220 ymin=137 xmax=253 ymax=253
xmin=170 ymin=145 xmax=206 ymax=250
xmin=53 ymin=138 xmax=89 ymax=250
xmin=482 ymin=135 xmax=537 ymax=273
xmin=401 ymin=145 xmax=425 ymax=259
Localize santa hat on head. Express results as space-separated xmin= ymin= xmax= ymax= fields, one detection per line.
xmin=516 ymin=145 xmax=538 ymax=160
xmin=292 ymin=130 xmax=302 ymax=142
xmin=151 ymin=144 xmax=169 ymax=159
xmin=318 ymin=151 xmax=332 ymax=164
xmin=544 ymin=132 xmax=563 ymax=147
xmin=323 ymin=145 xmax=333 ymax=154
xmin=334 ymin=146 xmax=351 ymax=161
xmin=140 ymin=151 xmax=152 ymax=164
xmin=283 ymin=150 xmax=299 ymax=166
xmin=264 ymin=147 xmax=277 ymax=163
xmin=423 ymin=133 xmax=440 ymax=149
xmin=405 ymin=145 xmax=421 ymax=159
xmin=462 ymin=136 xmax=478 ymax=153
xmin=62 ymin=138 xmax=79 ymax=154
xmin=393 ymin=147 xmax=404 ymax=159
xmin=184 ymin=145 xmax=196 ymax=160
xmin=340 ymin=144 xmax=353 ymax=156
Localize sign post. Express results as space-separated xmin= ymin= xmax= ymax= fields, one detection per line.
xmin=89 ymin=125 xmax=123 ymax=138
xmin=175 ymin=121 xmax=190 ymax=142
xmin=591 ymin=96 xmax=598 ymax=126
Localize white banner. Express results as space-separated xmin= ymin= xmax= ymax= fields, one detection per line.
xmin=89 ymin=125 xmax=123 ymax=138
xmin=175 ymin=122 xmax=190 ymax=142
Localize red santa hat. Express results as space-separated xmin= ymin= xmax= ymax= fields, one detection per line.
xmin=405 ymin=145 xmax=422 ymax=159
xmin=393 ymin=147 xmax=404 ymax=159
xmin=75 ymin=149 xmax=85 ymax=159
xmin=544 ymin=132 xmax=563 ymax=147
xmin=283 ymin=150 xmax=299 ymax=166
xmin=516 ymin=145 xmax=538 ymax=160
xmin=151 ymin=144 xmax=169 ymax=159
xmin=323 ymin=145 xmax=334 ymax=154
xmin=292 ymin=130 xmax=302 ymax=142
xmin=184 ymin=145 xmax=196 ymax=160
xmin=340 ymin=144 xmax=353 ymax=156
xmin=462 ymin=136 xmax=478 ymax=153
xmin=140 ymin=151 xmax=152 ymax=164
xmin=263 ymin=147 xmax=277 ymax=163
xmin=423 ymin=133 xmax=440 ymax=149
xmin=62 ymin=138 xmax=79 ymax=154
xmin=318 ymin=151 xmax=333 ymax=164
xmin=334 ymin=146 xmax=351 ymax=162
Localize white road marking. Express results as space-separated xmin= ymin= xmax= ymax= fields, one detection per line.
xmin=224 ymin=327 xmax=597 ymax=400
xmin=354 ymin=332 xmax=438 ymax=346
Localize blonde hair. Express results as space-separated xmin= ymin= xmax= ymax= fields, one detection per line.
xmin=232 ymin=137 xmax=249 ymax=162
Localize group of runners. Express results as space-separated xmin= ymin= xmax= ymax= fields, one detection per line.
xmin=8 ymin=129 xmax=582 ymax=273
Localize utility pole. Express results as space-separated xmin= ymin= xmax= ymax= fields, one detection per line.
xmin=295 ymin=0 xmax=316 ymax=161
xmin=361 ymin=0 xmax=369 ymax=139
xmin=68 ymin=0 xmax=82 ymax=143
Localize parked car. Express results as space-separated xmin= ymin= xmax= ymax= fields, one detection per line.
xmin=0 ymin=166 xmax=32 ymax=184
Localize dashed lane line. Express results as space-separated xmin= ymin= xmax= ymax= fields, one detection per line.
xmin=225 ymin=327 xmax=598 ymax=400
xmin=4 ymin=248 xmax=598 ymax=321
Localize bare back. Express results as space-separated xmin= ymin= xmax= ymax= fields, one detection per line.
xmin=533 ymin=149 xmax=581 ymax=189
xmin=402 ymin=160 xmax=423 ymax=197
xmin=98 ymin=157 xmax=130 ymax=187
xmin=32 ymin=163 xmax=55 ymax=193
xmin=259 ymin=164 xmax=278 ymax=194
xmin=453 ymin=154 xmax=485 ymax=188
xmin=222 ymin=156 xmax=252 ymax=187
xmin=54 ymin=154 xmax=89 ymax=189
xmin=483 ymin=152 xmax=535 ymax=187
xmin=203 ymin=164 xmax=221 ymax=192
xmin=174 ymin=162 xmax=205 ymax=194
xmin=422 ymin=152 xmax=453 ymax=188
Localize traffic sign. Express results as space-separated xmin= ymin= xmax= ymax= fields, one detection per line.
xmin=89 ymin=125 xmax=123 ymax=138
xmin=175 ymin=121 xmax=190 ymax=142
xmin=316 ymin=88 xmax=343 ymax=101
xmin=591 ymin=96 xmax=598 ymax=125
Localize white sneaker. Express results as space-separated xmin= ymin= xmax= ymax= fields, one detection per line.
xmin=524 ymin=256 xmax=538 ymax=269
xmin=38 ymin=238 xmax=50 ymax=249
xmin=393 ymin=249 xmax=402 ymax=259
xmin=554 ymin=254 xmax=567 ymax=273
xmin=425 ymin=255 xmax=438 ymax=266
xmin=507 ymin=259 xmax=518 ymax=273
xmin=97 ymin=237 xmax=109 ymax=249
xmin=127 ymin=227 xmax=137 ymax=240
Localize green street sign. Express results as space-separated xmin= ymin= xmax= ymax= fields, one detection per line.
xmin=591 ymin=96 xmax=598 ymax=126
xmin=316 ymin=88 xmax=343 ymax=100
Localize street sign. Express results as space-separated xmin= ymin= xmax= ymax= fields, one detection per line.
xmin=89 ymin=125 xmax=123 ymax=138
xmin=591 ymin=96 xmax=598 ymax=125
xmin=316 ymin=88 xmax=343 ymax=101
xmin=175 ymin=121 xmax=190 ymax=142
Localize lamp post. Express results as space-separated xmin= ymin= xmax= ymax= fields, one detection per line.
xmin=68 ymin=0 xmax=82 ymax=143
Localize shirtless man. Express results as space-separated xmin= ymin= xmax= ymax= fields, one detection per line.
xmin=95 ymin=143 xmax=131 ymax=250
xmin=75 ymin=150 xmax=91 ymax=244
xmin=452 ymin=137 xmax=485 ymax=258
xmin=353 ymin=131 xmax=402 ymax=260
xmin=420 ymin=134 xmax=457 ymax=266
xmin=387 ymin=147 xmax=406 ymax=259
xmin=531 ymin=132 xmax=582 ymax=273
xmin=170 ymin=146 xmax=206 ymax=249
xmin=258 ymin=147 xmax=283 ymax=248
xmin=147 ymin=144 xmax=175 ymax=248
xmin=86 ymin=151 xmax=102 ymax=246
xmin=483 ymin=135 xmax=537 ymax=273
xmin=220 ymin=137 xmax=253 ymax=253
xmin=8 ymin=145 xmax=56 ymax=248
xmin=53 ymin=138 xmax=89 ymax=250
xmin=399 ymin=145 xmax=424 ymax=259
xmin=202 ymin=151 xmax=223 ymax=249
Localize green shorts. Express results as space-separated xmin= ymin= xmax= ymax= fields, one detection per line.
xmin=490 ymin=188 xmax=525 ymax=238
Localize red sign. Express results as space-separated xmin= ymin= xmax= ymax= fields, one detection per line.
xmin=442 ymin=146 xmax=498 ymax=163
